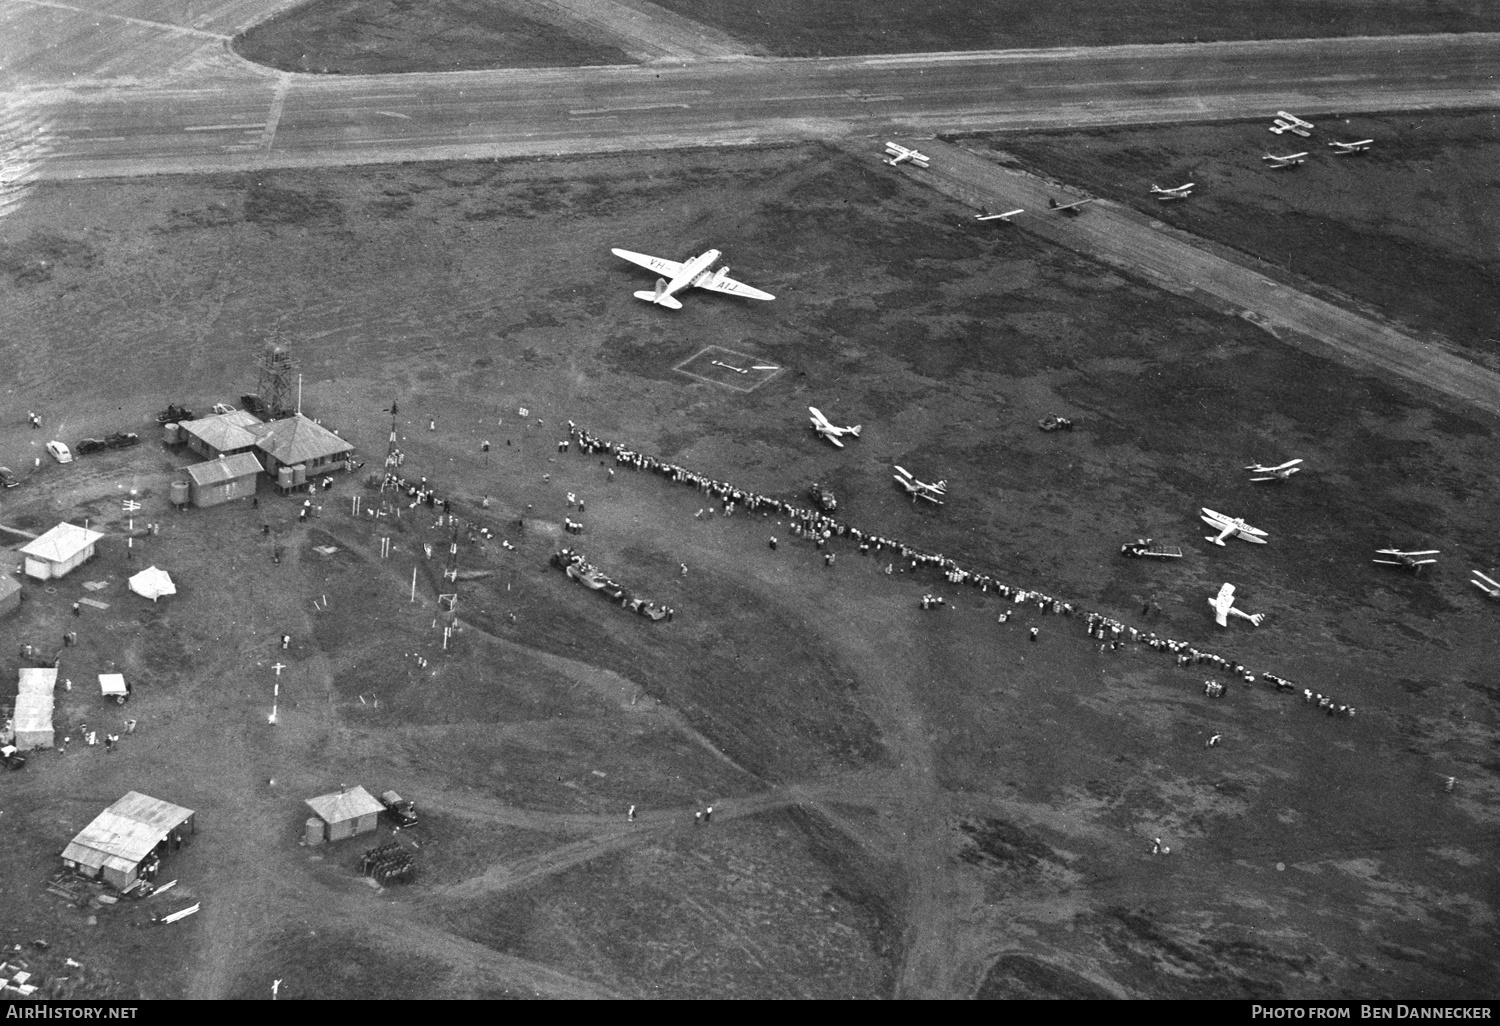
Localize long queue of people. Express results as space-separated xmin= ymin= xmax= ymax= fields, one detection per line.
xmin=563 ymin=422 xmax=1354 ymax=722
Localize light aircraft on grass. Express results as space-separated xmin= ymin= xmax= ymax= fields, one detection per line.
xmin=808 ymin=407 xmax=862 ymax=448
xmin=1048 ymin=197 xmax=1094 ymax=215
xmin=1373 ymin=548 xmax=1439 ymax=573
xmin=893 ymin=465 xmax=947 ymax=505
xmin=1245 ymin=458 xmax=1303 ymax=482
xmin=1201 ymin=508 xmax=1268 ymax=547
xmin=976 ymin=207 xmax=1024 ymax=222
xmin=1270 ymin=120 xmax=1311 ymax=138
xmin=1263 ymin=152 xmax=1309 ymax=169
xmin=884 ymin=142 xmax=930 ymax=168
xmin=1328 ymin=139 xmax=1374 ymax=155
xmin=1270 ymin=112 xmax=1314 ymax=137
xmin=1150 ymin=183 xmax=1194 ymax=200
xmin=1209 ymin=582 xmax=1264 ymax=628
xmin=611 ymin=248 xmax=774 ymax=310
xmin=1277 ymin=111 xmax=1315 ymax=130
xmin=1471 ymin=570 xmax=1500 ymax=600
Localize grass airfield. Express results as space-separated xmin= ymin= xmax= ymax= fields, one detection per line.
xmin=0 ymin=129 xmax=1497 ymax=999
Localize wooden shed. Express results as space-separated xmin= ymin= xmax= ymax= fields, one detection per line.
xmin=185 ymin=452 xmax=263 ymax=508
xmin=252 ymin=415 xmax=354 ymax=482
xmin=304 ymin=785 xmax=384 ymax=842
xmin=180 ymin=410 xmax=263 ymax=460
xmin=19 ymin=523 xmax=103 ymax=580
xmin=61 ymin=791 xmax=195 ymax=892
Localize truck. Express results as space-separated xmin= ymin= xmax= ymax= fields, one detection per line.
xmin=380 ymin=790 xmax=418 ymax=828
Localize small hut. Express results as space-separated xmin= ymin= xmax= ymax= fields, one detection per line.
xmin=19 ymin=523 xmax=104 ymax=580
xmin=304 ymin=786 xmax=384 ymax=843
xmin=0 ymin=573 xmax=19 ymax=619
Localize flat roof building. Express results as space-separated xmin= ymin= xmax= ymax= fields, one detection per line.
xmin=13 ymin=667 xmax=56 ymax=750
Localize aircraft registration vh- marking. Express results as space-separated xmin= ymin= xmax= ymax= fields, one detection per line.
xmin=611 ymin=248 xmax=774 ymax=310
xmin=808 ymin=407 xmax=861 ymax=448
xmin=1201 ymin=508 xmax=1268 ymax=546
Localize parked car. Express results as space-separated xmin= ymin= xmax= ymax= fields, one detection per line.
xmin=239 ymin=394 xmax=268 ymax=418
xmin=0 ymin=466 xmax=18 ymax=488
xmin=0 ymin=745 xmax=27 ymax=770
xmin=809 ymin=482 xmax=837 ymax=513
xmin=45 ymin=440 xmax=73 ymax=464
xmin=76 ymin=438 xmax=107 ymax=455
xmin=103 ymin=432 xmax=140 ymax=449
xmin=154 ymin=404 xmax=195 ymax=424
xmin=211 ymin=403 xmax=236 ymax=415
xmin=380 ymin=790 xmax=418 ymax=828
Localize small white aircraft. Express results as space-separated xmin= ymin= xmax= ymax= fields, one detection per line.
xmin=1471 ymin=569 xmax=1500 ymax=600
xmin=1245 ymin=458 xmax=1303 ymax=482
xmin=975 ymin=207 xmax=1024 ymax=222
xmin=711 ymin=359 xmax=747 ymax=375
xmin=1277 ymin=111 xmax=1315 ymax=129
xmin=884 ymin=142 xmax=930 ymax=168
xmin=1150 ymin=183 xmax=1194 ymax=201
xmin=611 ymin=248 xmax=774 ymax=311
xmin=808 ymin=407 xmax=862 ymax=448
xmin=1328 ymin=139 xmax=1374 ymax=155
xmin=893 ymin=466 xmax=947 ymax=505
xmin=1201 ymin=508 xmax=1269 ymax=547
xmin=1373 ymin=548 xmax=1439 ymax=573
xmin=1269 ymin=120 xmax=1311 ymax=138
xmin=1049 ymin=197 xmax=1094 ymax=215
xmin=1263 ymin=152 xmax=1309 ymax=169
xmin=1209 ymin=582 xmax=1265 ymax=628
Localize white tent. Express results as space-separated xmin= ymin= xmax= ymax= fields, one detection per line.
xmin=128 ymin=566 xmax=176 ymax=602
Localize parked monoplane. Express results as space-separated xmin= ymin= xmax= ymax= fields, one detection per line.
xmin=1263 ymin=152 xmax=1309 ymax=169
xmin=1150 ymin=183 xmax=1194 ymax=201
xmin=1048 ymin=197 xmax=1094 ymax=215
xmin=808 ymin=407 xmax=862 ymax=448
xmin=1471 ymin=569 xmax=1500 ymax=600
xmin=1328 ymin=139 xmax=1374 ymax=155
xmin=1373 ymin=548 xmax=1439 ymax=573
xmin=1245 ymin=458 xmax=1303 ymax=482
xmin=975 ymin=207 xmax=1024 ymax=222
xmin=1201 ymin=508 xmax=1268 ymax=546
xmin=884 ymin=142 xmax=930 ymax=168
xmin=1209 ymin=582 xmax=1265 ymax=627
xmin=611 ymin=248 xmax=774 ymax=310
xmin=893 ymin=466 xmax=947 ymax=505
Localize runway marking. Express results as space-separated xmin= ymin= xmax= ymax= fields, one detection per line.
xmin=567 ymin=103 xmax=690 ymax=115
xmin=185 ymin=124 xmax=266 ymax=132
xmin=261 ymin=74 xmax=291 ymax=152
xmin=12 ymin=0 xmax=232 ymax=40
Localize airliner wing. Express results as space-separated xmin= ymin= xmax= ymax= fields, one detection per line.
xmin=612 ymin=248 xmax=686 ymax=277
xmin=694 ymin=273 xmax=775 ymax=301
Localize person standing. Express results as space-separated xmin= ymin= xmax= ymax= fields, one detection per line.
xmin=628 ymin=805 xmax=637 ymax=822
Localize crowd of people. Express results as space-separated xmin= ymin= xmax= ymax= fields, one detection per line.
xmin=564 ymin=421 xmax=1356 ymax=724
